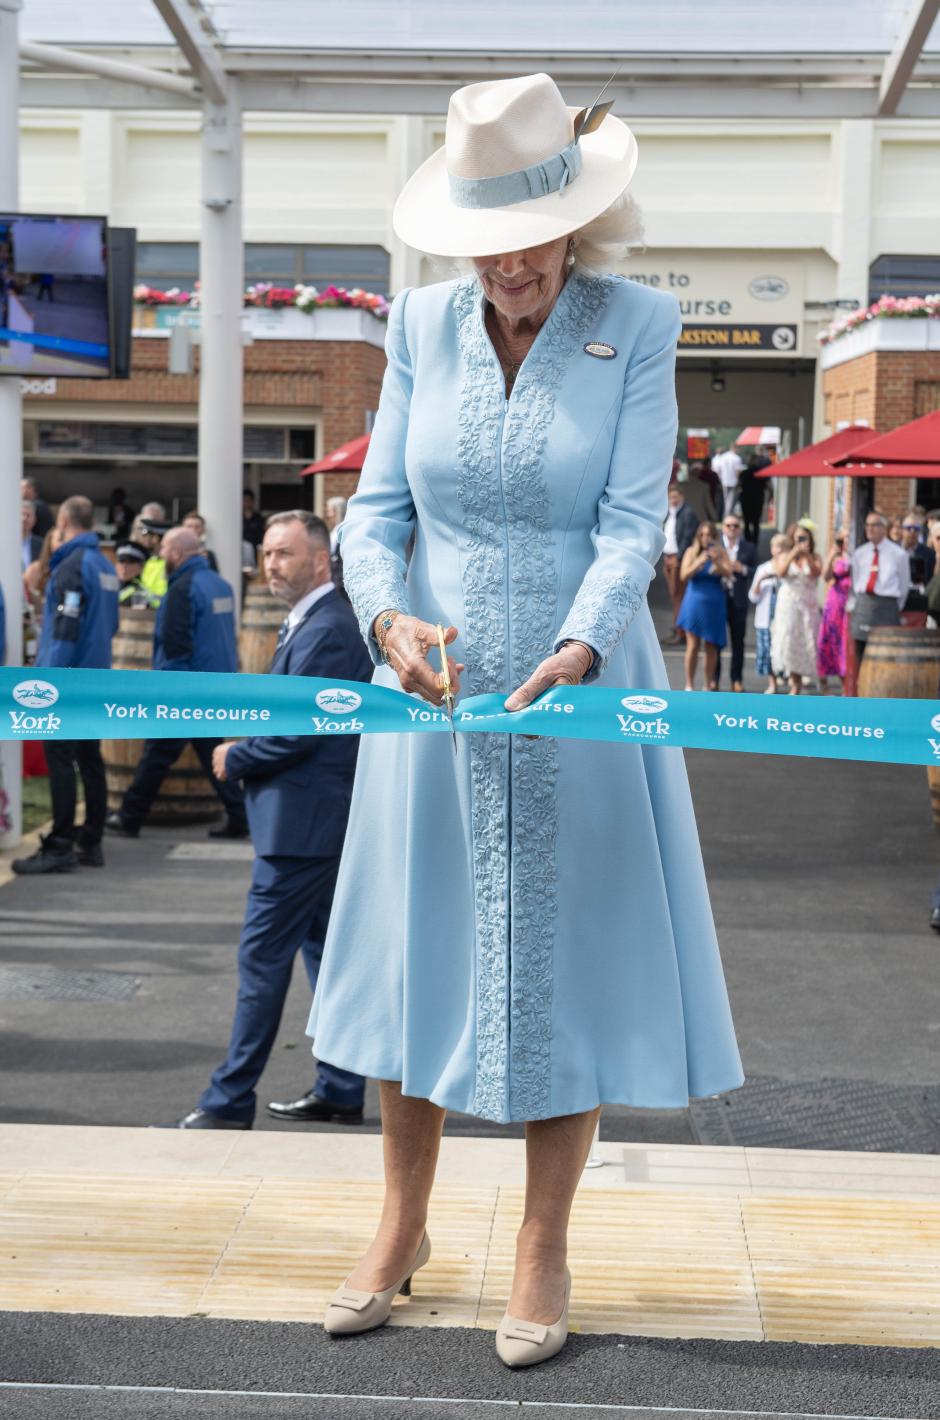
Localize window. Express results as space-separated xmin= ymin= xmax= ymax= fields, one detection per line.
xmin=135 ymin=242 xmax=199 ymax=292
xmin=137 ymin=243 xmax=390 ymax=294
xmin=869 ymin=255 xmax=940 ymax=303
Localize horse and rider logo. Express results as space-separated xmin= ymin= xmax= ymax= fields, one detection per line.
xmin=12 ymin=680 xmax=60 ymax=709
xmin=315 ymin=688 xmax=363 ymax=715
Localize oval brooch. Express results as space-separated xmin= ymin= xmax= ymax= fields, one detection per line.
xmin=584 ymin=341 xmax=616 ymax=359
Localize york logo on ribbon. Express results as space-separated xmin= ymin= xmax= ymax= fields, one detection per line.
xmin=13 ymin=680 xmax=59 ymax=709
xmin=617 ymin=693 xmax=670 ymax=741
xmin=928 ymin=712 xmax=940 ymax=759
xmin=9 ymin=679 xmax=62 ymax=736
xmin=315 ymin=688 xmax=363 ymax=714
xmin=312 ymin=685 xmax=365 ymax=735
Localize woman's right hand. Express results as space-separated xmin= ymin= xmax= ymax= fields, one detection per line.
xmin=375 ymin=613 xmax=465 ymax=707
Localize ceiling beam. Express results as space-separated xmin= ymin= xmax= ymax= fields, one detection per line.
xmin=151 ymin=0 xmax=227 ymax=104
xmin=877 ymin=0 xmax=940 ymax=115
xmin=19 ymin=39 xmax=198 ymax=99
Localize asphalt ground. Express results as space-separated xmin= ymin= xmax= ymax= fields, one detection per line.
xmin=0 ymin=576 xmax=937 ymax=1145
xmin=0 ymin=1313 xmax=937 ymax=1420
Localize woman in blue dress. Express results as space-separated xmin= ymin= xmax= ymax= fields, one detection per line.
xmin=676 ymin=522 xmax=733 ymax=691
xmin=310 ymin=72 xmax=744 ymax=1368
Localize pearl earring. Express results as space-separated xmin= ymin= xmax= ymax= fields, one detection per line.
xmin=566 ymin=246 xmax=576 ymax=268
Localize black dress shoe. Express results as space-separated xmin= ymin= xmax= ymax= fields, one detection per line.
xmin=104 ymin=811 xmax=139 ymax=838
xmin=11 ymin=834 xmax=77 ymax=875
xmin=930 ymin=908 xmax=940 ymax=934
xmin=152 ymin=1108 xmax=253 ymax=1130
xmin=76 ymin=838 xmax=104 ymax=867
xmin=208 ymin=821 xmax=250 ymax=840
xmin=266 ymin=1091 xmax=364 ymax=1124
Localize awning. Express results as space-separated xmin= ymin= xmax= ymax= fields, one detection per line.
xmin=736 ymin=425 xmax=781 ymax=445
xmin=754 ymin=424 xmax=879 ymax=478
xmin=830 ymin=409 xmax=940 ymax=470
xmin=300 ymin=433 xmax=370 ymax=475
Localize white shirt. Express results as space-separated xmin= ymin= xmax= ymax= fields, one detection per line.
xmin=722 ymin=534 xmax=740 ymax=564
xmin=748 ymin=558 xmax=778 ymax=630
xmin=663 ymin=508 xmax=679 ymax=555
xmin=284 ymin=580 xmax=336 ymax=640
xmin=712 ymin=450 xmax=744 ymax=491
xmin=850 ymin=538 xmax=910 ymax=608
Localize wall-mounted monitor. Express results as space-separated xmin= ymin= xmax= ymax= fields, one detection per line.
xmin=0 ymin=213 xmax=113 ymax=378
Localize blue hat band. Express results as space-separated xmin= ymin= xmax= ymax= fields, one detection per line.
xmin=447 ymin=139 xmax=583 ymax=210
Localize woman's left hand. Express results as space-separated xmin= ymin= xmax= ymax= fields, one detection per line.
xmin=504 ymin=641 xmax=594 ymax=713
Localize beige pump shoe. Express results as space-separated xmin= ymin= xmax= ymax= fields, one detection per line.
xmin=323 ymin=1232 xmax=431 ymax=1336
xmin=495 ymin=1267 xmax=571 ymax=1368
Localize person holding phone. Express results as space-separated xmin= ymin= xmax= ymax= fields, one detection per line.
xmin=676 ymin=521 xmax=733 ymax=691
xmin=816 ymin=529 xmax=851 ymax=694
xmin=771 ymin=525 xmax=822 ymax=695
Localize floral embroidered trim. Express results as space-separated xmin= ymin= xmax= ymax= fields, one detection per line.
xmin=454 ymin=272 xmax=615 ymax=1122
xmin=502 ymin=273 xmax=613 ymax=1120
xmin=342 ymin=549 xmax=410 ymax=666
xmin=454 ymin=277 xmax=513 ymax=1122
xmin=556 ymin=569 xmax=643 ymax=679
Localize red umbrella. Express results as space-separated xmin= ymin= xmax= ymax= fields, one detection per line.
xmin=830 ymin=408 xmax=940 ymax=472
xmin=755 ymin=424 xmax=879 ymax=478
xmin=300 ymin=433 xmax=371 ymax=476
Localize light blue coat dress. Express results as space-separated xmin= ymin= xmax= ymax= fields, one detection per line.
xmin=307 ymin=272 xmax=744 ymax=1124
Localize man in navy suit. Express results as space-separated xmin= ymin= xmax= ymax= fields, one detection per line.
xmin=170 ymin=511 xmax=373 ymax=1129
xmin=714 ymin=512 xmax=757 ymax=691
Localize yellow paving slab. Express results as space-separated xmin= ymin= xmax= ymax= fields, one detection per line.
xmin=477 ymin=1186 xmax=763 ymax=1340
xmin=743 ymin=1193 xmax=940 ymax=1347
xmin=0 ymin=1127 xmax=937 ymax=1347
xmin=0 ymin=1172 xmax=258 ymax=1316
xmin=199 ymin=1180 xmax=496 ymax=1327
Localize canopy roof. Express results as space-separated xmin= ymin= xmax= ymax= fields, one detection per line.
xmin=831 ymin=408 xmax=940 ymax=467
xmin=755 ymin=425 xmax=881 ymax=477
xmin=300 ymin=433 xmax=371 ymax=476
xmin=21 ymin=1 xmax=940 ymax=53
xmin=17 ymin=0 xmax=940 ymax=116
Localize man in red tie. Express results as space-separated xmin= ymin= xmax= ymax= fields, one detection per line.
xmin=849 ymin=511 xmax=911 ymax=669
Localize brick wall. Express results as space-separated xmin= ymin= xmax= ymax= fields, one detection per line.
xmin=821 ymin=347 xmax=940 ymax=531
xmin=40 ymin=334 xmax=386 ymax=466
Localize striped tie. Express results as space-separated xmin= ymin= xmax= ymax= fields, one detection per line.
xmin=275 ymin=616 xmax=291 ymax=652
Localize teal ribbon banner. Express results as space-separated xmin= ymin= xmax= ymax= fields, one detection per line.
xmin=2 ymin=667 xmax=940 ymax=767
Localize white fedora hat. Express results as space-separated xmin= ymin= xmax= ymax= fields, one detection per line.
xmin=393 ymin=72 xmax=639 ymax=259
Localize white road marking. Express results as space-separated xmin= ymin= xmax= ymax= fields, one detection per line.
xmin=0 ymin=1382 xmax=917 ymax=1419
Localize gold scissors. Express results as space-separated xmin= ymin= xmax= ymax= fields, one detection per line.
xmin=436 ymin=623 xmax=457 ymax=753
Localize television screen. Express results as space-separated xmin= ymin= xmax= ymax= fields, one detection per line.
xmin=0 ymin=214 xmax=112 ymax=377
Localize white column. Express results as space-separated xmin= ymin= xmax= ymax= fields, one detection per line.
xmin=198 ymin=83 xmax=243 ymax=614
xmin=834 ymin=120 xmax=874 ymax=308
xmin=0 ymin=0 xmax=23 ymax=849
xmin=388 ymin=116 xmax=427 ymax=293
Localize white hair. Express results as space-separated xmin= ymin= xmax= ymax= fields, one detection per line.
xmin=572 ymin=190 xmax=646 ymax=273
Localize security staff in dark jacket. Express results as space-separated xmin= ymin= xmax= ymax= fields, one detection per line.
xmin=104 ymin=527 xmax=248 ymax=839
xmin=168 ymin=512 xmax=373 ymax=1130
xmin=13 ymin=496 xmax=119 ymax=875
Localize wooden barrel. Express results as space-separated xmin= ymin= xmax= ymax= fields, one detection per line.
xmin=857 ymin=626 xmax=940 ymax=834
xmin=239 ymin=582 xmax=282 ymax=674
xmin=857 ymin=625 xmax=940 ymax=701
xmin=101 ymin=606 xmax=219 ymax=824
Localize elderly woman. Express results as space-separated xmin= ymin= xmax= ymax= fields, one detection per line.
xmin=308 ymin=72 xmax=743 ymax=1368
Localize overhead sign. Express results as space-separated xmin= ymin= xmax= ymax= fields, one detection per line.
xmin=679 ymin=324 xmax=799 ymax=352
xmin=627 ymin=254 xmax=805 ymax=357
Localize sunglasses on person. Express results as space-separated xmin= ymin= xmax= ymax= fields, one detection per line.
xmin=723 ymin=521 xmax=741 ymax=530
xmin=902 ymin=523 xmax=922 ymax=532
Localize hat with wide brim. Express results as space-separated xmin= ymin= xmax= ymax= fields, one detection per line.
xmin=393 ymin=72 xmax=639 ymax=259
